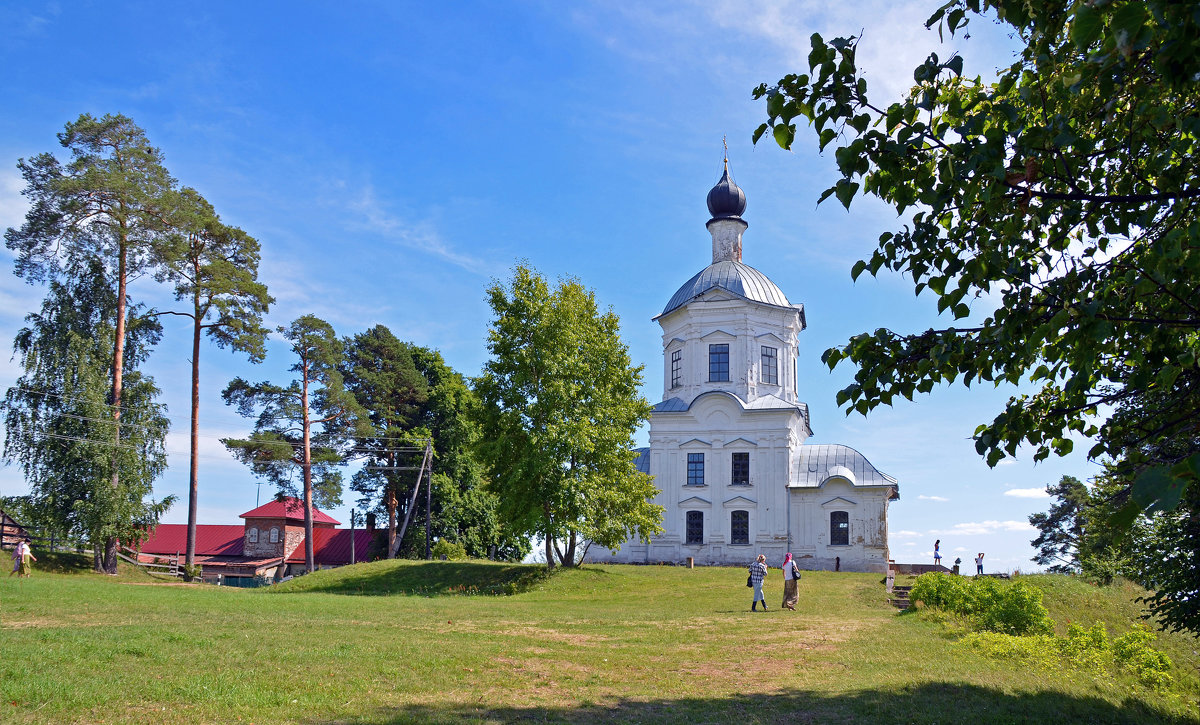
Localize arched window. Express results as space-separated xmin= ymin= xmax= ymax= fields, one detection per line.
xmin=686 ymin=511 xmax=704 ymax=545
xmin=830 ymin=511 xmax=849 ymax=546
xmin=269 ymin=527 xmax=280 ymax=543
xmin=730 ymin=510 xmax=749 ymax=545
xmin=247 ymin=527 xmax=259 ymax=544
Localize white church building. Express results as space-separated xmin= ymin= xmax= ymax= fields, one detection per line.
xmin=593 ymin=160 xmax=899 ymax=573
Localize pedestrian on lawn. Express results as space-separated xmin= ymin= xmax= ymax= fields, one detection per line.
xmin=975 ymin=552 xmax=985 ymax=576
xmin=8 ymin=540 xmax=21 ymax=577
xmin=781 ymin=552 xmax=801 ymax=610
xmin=20 ymin=538 xmax=35 ymax=577
xmin=748 ymin=554 xmax=768 ymax=611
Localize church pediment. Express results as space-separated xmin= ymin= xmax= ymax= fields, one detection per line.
xmin=723 ymin=495 xmax=757 ymax=507
xmin=679 ymin=496 xmax=711 ymax=507
xmin=679 ymin=438 xmax=712 ymax=448
xmin=723 ymin=437 xmax=757 ymax=448
xmin=699 ymin=328 xmax=737 ymax=340
xmin=821 ymin=496 xmax=858 ymax=508
xmin=755 ymin=331 xmax=787 ymax=344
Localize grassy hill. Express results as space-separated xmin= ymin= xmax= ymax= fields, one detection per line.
xmin=0 ymin=558 xmax=1196 ymax=724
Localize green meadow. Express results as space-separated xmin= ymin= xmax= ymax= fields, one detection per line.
xmin=1 ymin=556 xmax=1197 ymax=724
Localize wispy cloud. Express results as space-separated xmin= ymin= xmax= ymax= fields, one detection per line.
xmin=0 ymin=169 xmax=29 ymax=234
xmin=937 ymin=520 xmax=1034 ymax=536
xmin=347 ymin=185 xmax=495 ymax=276
xmin=890 ymin=530 xmax=922 ymax=538
xmin=918 ymin=494 xmax=949 ymax=502
xmin=1004 ymin=488 xmax=1049 ymax=499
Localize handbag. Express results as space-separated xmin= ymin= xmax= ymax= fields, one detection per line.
xmin=746 ymin=574 xmax=752 ymax=588
xmin=792 ymin=563 xmax=801 ymax=580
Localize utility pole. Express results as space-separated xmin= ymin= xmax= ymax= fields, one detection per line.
xmin=366 ymin=439 xmax=434 ymax=559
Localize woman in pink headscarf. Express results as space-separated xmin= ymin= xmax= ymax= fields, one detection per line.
xmin=781 ymin=553 xmax=801 ymax=610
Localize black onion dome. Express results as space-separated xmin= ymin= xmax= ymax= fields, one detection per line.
xmin=706 ymin=162 xmax=746 ymax=219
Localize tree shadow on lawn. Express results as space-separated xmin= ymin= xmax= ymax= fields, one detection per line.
xmin=319 ymin=683 xmax=1190 ymax=724
xmin=272 ymin=561 xmax=564 ymax=597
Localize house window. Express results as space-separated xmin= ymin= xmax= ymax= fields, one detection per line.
xmin=730 ymin=510 xmax=750 ymax=545
xmin=731 ymin=452 xmax=750 ymax=485
xmin=686 ymin=511 xmax=704 ymax=545
xmin=269 ymin=527 xmax=280 ymax=543
xmin=708 ymin=344 xmax=729 ymax=382
xmin=830 ymin=511 xmax=849 ymax=546
xmin=761 ymin=346 xmax=778 ymax=384
xmin=687 ymin=453 xmax=705 ymax=486
xmin=671 ymin=349 xmax=683 ymax=388
xmin=247 ymin=527 xmax=259 ymax=543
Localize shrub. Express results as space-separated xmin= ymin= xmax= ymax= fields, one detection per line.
xmin=910 ymin=573 xmax=1053 ymax=635
xmin=431 ymin=539 xmax=468 ymax=561
xmin=1112 ymin=624 xmax=1174 ymax=689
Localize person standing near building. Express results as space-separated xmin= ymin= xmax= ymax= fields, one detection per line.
xmin=933 ymin=539 xmax=942 ymax=566
xmin=748 ymin=554 xmax=769 ymax=611
xmin=8 ymin=540 xmax=21 ymax=577
xmin=975 ymin=552 xmax=985 ymax=576
xmin=781 ymin=553 xmax=800 ymax=610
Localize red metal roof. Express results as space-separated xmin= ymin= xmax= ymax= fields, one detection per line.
xmin=286 ymin=527 xmax=378 ymax=565
xmin=138 ymin=524 xmax=245 ymax=557
xmin=240 ymin=496 xmax=340 ymax=525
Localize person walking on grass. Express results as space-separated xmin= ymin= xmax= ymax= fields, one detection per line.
xmin=781 ymin=552 xmax=801 ymax=610
xmin=975 ymin=552 xmax=985 ymax=576
xmin=748 ymin=554 xmax=768 ymax=611
xmin=8 ymin=540 xmax=21 ymax=577
xmin=19 ymin=538 xmax=36 ymax=577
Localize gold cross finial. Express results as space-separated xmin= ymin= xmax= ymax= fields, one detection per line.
xmin=723 ymin=135 xmax=728 ymax=164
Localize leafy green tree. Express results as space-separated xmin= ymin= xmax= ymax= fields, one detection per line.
xmin=1 ymin=261 xmax=172 ymax=567
xmin=5 ymin=113 xmax=178 ymax=572
xmin=474 ymin=264 xmax=662 ymax=568
xmin=754 ymin=1 xmax=1200 ymax=519
xmin=222 ymin=315 xmax=367 ymax=573
xmin=153 ymin=187 xmax=273 ymax=572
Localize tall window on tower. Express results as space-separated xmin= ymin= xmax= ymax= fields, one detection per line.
xmin=708 ymin=344 xmax=729 ymax=382
xmin=761 ymin=346 xmax=778 ymax=384
xmin=731 ymin=452 xmax=750 ymax=485
xmin=670 ymin=349 xmax=682 ymax=388
xmin=686 ymin=511 xmax=704 ymax=544
xmin=687 ymin=453 xmax=705 ymax=486
xmin=830 ymin=511 xmax=850 ymax=546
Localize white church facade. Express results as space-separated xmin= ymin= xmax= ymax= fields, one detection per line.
xmin=593 ymin=161 xmax=899 ymax=573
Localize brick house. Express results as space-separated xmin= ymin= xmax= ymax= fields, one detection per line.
xmin=137 ymin=497 xmax=378 ymax=584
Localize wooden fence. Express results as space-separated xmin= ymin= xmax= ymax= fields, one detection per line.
xmin=0 ymin=518 xmax=181 ymax=578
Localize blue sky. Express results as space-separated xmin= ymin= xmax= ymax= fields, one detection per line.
xmin=0 ymin=1 xmax=1100 ymax=571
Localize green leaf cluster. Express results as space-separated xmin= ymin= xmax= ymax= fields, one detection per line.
xmin=754 ymin=1 xmax=1200 ymax=518
xmin=474 ymin=264 xmax=663 ymax=567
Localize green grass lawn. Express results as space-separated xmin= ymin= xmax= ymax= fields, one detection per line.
xmin=0 ymin=558 xmax=1196 ymax=724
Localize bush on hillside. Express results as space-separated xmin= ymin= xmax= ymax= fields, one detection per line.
xmin=910 ymin=572 xmax=1053 ymax=635
xmin=431 ymin=539 xmax=468 ymax=561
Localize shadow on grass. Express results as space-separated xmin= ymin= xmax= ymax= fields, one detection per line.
xmin=268 ymin=561 xmax=556 ymax=597
xmin=322 ymin=683 xmax=1191 ymax=724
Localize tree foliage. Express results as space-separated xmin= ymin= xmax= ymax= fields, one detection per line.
xmin=1028 ymin=476 xmax=1091 ymax=573
xmin=474 ymin=264 xmax=662 ymax=568
xmin=5 ymin=114 xmax=178 ymax=571
xmin=754 ymin=1 xmax=1200 ymax=518
xmin=1 ymin=261 xmax=172 ymax=559
xmin=156 ymin=187 xmax=273 ymax=569
xmin=223 ymin=315 xmax=367 ymax=572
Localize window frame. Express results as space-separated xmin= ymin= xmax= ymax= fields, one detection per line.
xmin=670 ymin=349 xmax=683 ymax=388
xmin=685 ymin=511 xmax=704 ymax=545
xmin=830 ymin=511 xmax=850 ymax=546
xmin=247 ymin=527 xmax=259 ymax=544
xmin=708 ymin=343 xmax=730 ymax=382
xmin=730 ymin=510 xmax=750 ymax=545
xmin=731 ymin=452 xmax=750 ymax=486
xmin=686 ymin=452 xmax=705 ymax=486
xmin=760 ymin=345 xmax=778 ymax=385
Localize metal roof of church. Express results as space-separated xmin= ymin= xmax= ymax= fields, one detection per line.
xmin=792 ymin=444 xmax=899 ymax=495
xmin=658 ymin=260 xmax=793 ymax=319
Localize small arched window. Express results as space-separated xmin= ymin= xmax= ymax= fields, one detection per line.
xmin=830 ymin=511 xmax=849 ymax=546
xmin=269 ymin=527 xmax=280 ymax=543
xmin=247 ymin=527 xmax=259 ymax=544
xmin=730 ymin=510 xmax=749 ymax=545
xmin=685 ymin=511 xmax=704 ymax=545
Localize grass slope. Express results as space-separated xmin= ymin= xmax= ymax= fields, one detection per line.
xmin=0 ymin=560 xmax=1196 ymax=724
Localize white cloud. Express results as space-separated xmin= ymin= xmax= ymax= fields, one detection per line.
xmin=918 ymin=494 xmax=949 ymax=502
xmin=890 ymin=530 xmax=922 ymax=538
xmin=937 ymin=520 xmax=1034 ymax=536
xmin=0 ymin=168 xmax=29 ymax=234
xmin=1004 ymin=488 xmax=1049 ymax=499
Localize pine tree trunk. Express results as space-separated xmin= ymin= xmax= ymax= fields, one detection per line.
xmin=301 ymin=359 xmax=315 ymax=574
xmin=186 ymin=283 xmax=202 ymax=572
xmin=104 ymin=234 xmax=129 ymax=575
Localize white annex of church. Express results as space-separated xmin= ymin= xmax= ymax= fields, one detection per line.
xmin=594 ymin=160 xmax=900 ymax=572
